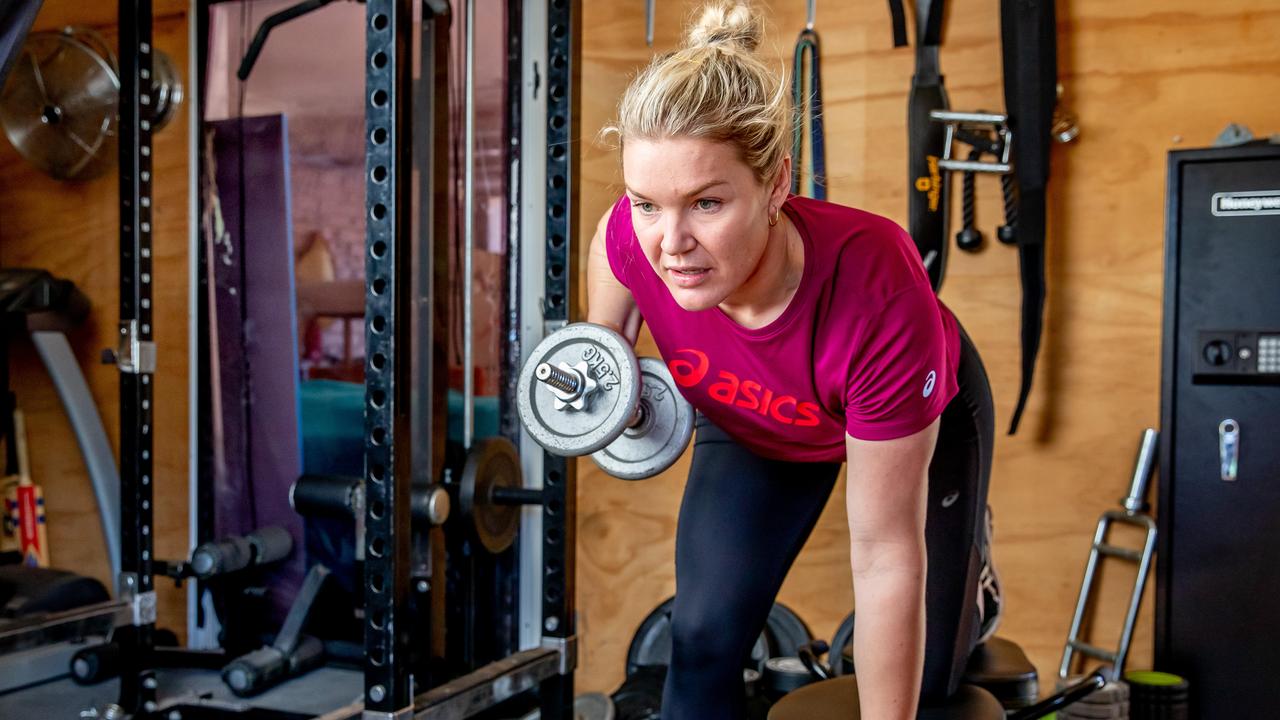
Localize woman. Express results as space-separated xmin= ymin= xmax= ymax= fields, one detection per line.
xmin=587 ymin=4 xmax=997 ymax=718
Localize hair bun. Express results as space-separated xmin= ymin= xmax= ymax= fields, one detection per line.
xmin=686 ymin=2 xmax=763 ymax=53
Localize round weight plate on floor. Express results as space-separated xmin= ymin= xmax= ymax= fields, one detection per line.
xmin=574 ymin=692 xmax=616 ymax=720
xmin=518 ymin=323 xmax=640 ymax=457
xmin=765 ymin=602 xmax=813 ymax=658
xmin=1058 ymin=699 xmax=1128 ymax=719
xmin=517 ymin=692 xmax=617 ymax=720
xmin=625 ymin=596 xmax=773 ymax=676
xmin=612 ymin=666 xmax=665 ymax=720
xmin=591 ymin=357 xmax=694 ymax=480
xmin=828 ymin=611 xmax=854 ymax=676
xmin=762 ymin=656 xmax=817 ymax=700
xmin=459 ymin=437 xmax=523 ymax=553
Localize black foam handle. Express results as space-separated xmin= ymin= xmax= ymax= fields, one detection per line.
xmin=247 ymin=526 xmax=294 ymax=566
xmin=291 ymin=474 xmax=361 ymax=516
xmin=71 ymin=641 xmax=121 ymax=685
xmin=190 ymin=526 xmax=294 ymax=578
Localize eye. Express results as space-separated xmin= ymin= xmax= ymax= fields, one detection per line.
xmin=695 ymin=198 xmax=721 ymax=211
xmin=633 ymin=201 xmax=657 ymax=215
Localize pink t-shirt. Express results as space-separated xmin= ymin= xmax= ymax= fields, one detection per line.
xmin=605 ymin=194 xmax=961 ymax=463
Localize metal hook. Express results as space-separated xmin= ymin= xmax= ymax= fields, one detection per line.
xmin=647 ymin=0 xmax=655 ymax=46
xmin=806 ymin=0 xmax=816 ymax=30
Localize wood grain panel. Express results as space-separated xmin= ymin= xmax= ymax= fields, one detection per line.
xmin=575 ymin=0 xmax=1280 ymax=696
xmin=0 ymin=3 xmax=190 ymax=638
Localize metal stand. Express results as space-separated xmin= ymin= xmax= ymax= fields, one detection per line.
xmin=363 ymin=1 xmax=416 ymax=717
xmin=116 ymin=0 xmax=159 ymax=713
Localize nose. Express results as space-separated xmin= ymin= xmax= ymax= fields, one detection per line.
xmin=659 ymin=213 xmax=696 ymax=257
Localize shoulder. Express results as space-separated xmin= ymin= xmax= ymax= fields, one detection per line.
xmin=789 ymin=197 xmax=930 ymax=311
xmin=604 ymin=194 xmax=632 ymax=240
xmin=600 ymin=194 xmax=639 ymax=287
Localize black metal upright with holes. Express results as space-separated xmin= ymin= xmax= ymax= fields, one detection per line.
xmin=540 ymin=0 xmax=580 ymax=716
xmin=365 ymin=0 xmax=415 ymax=716
xmin=117 ymin=0 xmax=157 ymax=712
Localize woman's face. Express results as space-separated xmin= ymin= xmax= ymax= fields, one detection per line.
xmin=622 ymin=136 xmax=784 ymax=312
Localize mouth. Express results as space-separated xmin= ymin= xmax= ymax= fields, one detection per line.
xmin=666 ymin=266 xmax=710 ymax=286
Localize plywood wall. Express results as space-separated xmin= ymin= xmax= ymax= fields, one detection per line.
xmin=573 ymin=0 xmax=1280 ymax=696
xmin=0 ymin=0 xmax=190 ymax=635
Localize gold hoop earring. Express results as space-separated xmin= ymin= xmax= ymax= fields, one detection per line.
xmin=768 ymin=207 xmax=781 ymax=227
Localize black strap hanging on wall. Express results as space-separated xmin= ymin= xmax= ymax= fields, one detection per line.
xmin=892 ymin=0 xmax=950 ymax=292
xmin=792 ymin=6 xmax=826 ymax=200
xmin=1000 ymin=0 xmax=1057 ymax=434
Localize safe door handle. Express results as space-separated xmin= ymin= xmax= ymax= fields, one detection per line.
xmin=1219 ymin=419 xmax=1239 ymax=482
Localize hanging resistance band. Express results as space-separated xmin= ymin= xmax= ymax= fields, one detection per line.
xmin=1000 ymin=0 xmax=1057 ymax=434
xmin=791 ymin=27 xmax=826 ymax=200
xmin=891 ymin=0 xmax=950 ymax=292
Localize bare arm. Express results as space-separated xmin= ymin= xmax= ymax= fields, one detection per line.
xmin=845 ymin=418 xmax=938 ymax=720
xmin=585 ymin=207 xmax=643 ymax=344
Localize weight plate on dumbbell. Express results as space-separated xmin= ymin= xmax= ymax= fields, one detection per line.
xmin=766 ymin=602 xmax=814 ymax=658
xmin=625 ymin=596 xmax=772 ymax=676
xmin=518 ymin=323 xmax=640 ymax=457
xmin=459 ymin=437 xmax=523 ymax=554
xmin=591 ymin=357 xmax=694 ymax=480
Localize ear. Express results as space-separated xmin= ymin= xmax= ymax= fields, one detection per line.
xmin=768 ymin=154 xmax=792 ymax=210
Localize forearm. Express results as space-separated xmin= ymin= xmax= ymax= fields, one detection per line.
xmin=850 ymin=547 xmax=926 ymax=720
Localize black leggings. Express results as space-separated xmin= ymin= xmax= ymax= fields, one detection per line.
xmin=661 ymin=328 xmax=994 ymax=719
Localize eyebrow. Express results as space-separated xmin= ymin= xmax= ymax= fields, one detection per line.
xmin=625 ymin=180 xmax=729 ymax=201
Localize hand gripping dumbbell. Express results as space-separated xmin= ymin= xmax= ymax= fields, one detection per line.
xmin=517 ymin=323 xmax=694 ymax=480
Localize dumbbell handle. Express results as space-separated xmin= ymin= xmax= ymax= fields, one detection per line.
xmin=491 ymin=486 xmax=544 ymax=506
xmin=536 ymin=361 xmax=649 ymax=429
xmin=536 ymin=362 xmax=582 ymax=395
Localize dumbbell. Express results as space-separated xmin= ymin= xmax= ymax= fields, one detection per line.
xmin=517 ymin=323 xmax=694 ymax=480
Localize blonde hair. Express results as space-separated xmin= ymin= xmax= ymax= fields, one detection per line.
xmin=603 ymin=2 xmax=791 ymax=183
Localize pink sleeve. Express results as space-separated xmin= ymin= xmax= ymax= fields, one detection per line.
xmin=604 ymin=195 xmax=636 ymax=289
xmin=844 ymin=283 xmax=954 ymax=441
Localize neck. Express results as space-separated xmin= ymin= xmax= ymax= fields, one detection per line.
xmin=718 ymin=213 xmax=804 ymax=329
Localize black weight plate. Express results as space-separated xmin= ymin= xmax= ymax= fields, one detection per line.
xmin=765 ymin=602 xmax=813 ymax=658
xmin=459 ymin=436 xmax=522 ymax=553
xmin=829 ymin=611 xmax=855 ymax=676
xmin=625 ymin=596 xmax=773 ymax=676
xmin=613 ymin=666 xmax=665 ymax=720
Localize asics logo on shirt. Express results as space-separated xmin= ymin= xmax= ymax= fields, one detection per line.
xmin=923 ymin=370 xmax=937 ymax=398
xmin=668 ymin=349 xmax=822 ymax=427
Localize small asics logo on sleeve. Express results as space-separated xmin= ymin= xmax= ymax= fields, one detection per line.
xmin=923 ymin=370 xmax=937 ymax=398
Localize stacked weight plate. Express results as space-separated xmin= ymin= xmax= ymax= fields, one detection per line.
xmin=614 ymin=597 xmax=815 ymax=720
xmin=1124 ymin=671 xmax=1190 ymax=720
xmin=1055 ymin=679 xmax=1129 ymax=720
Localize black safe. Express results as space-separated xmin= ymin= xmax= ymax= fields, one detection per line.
xmin=1157 ymin=142 xmax=1280 ymax=718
